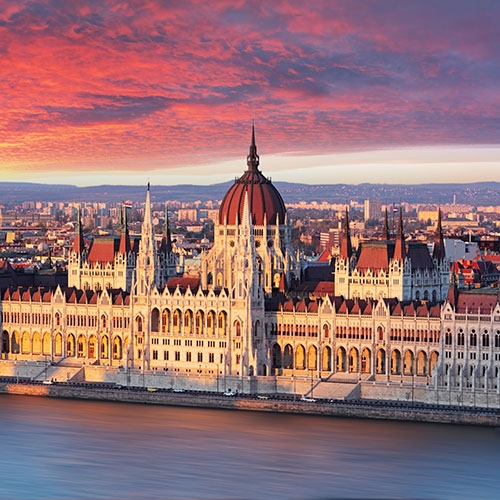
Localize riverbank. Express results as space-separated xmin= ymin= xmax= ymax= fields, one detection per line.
xmin=2 ymin=380 xmax=499 ymax=427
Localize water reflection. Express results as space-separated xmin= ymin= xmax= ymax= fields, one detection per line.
xmin=1 ymin=394 xmax=499 ymax=499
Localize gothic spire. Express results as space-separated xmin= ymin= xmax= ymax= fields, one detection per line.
xmin=340 ymin=207 xmax=352 ymax=260
xmin=394 ymin=208 xmax=406 ymax=261
xmin=382 ymin=207 xmax=390 ymax=241
xmin=119 ymin=203 xmax=131 ymax=254
xmin=136 ymin=183 xmax=157 ymax=291
xmin=246 ymin=123 xmax=260 ymax=171
xmin=72 ymin=206 xmax=85 ymax=255
xmin=432 ymin=208 xmax=446 ymax=261
xmin=160 ymin=205 xmax=173 ymax=254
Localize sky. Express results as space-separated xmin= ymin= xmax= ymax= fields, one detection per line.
xmin=0 ymin=0 xmax=499 ymax=187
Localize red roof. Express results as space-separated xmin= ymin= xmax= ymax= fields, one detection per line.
xmin=165 ymin=277 xmax=201 ymax=292
xmin=218 ymin=129 xmax=286 ymax=226
xmin=87 ymin=237 xmax=121 ymax=264
xmin=356 ymin=242 xmax=391 ymax=272
xmin=316 ymin=251 xmax=331 ymax=263
xmin=455 ymin=291 xmax=498 ymax=313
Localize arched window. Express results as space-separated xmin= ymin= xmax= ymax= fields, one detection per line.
xmin=322 ymin=346 xmax=332 ymax=371
xmin=295 ymin=344 xmax=306 ymax=370
xmin=457 ymin=329 xmax=465 ymax=346
xmin=113 ymin=336 xmax=123 ymax=360
xmin=377 ymin=326 xmax=384 ymax=342
xmin=470 ymin=332 xmax=477 ymax=347
xmin=283 ymin=344 xmax=294 ymax=369
xmin=445 ymin=329 xmax=452 ymax=345
xmin=135 ymin=316 xmax=143 ymax=333
xmin=173 ymin=309 xmax=182 ymax=334
xmin=184 ymin=310 xmax=193 ymax=334
xmin=234 ymin=320 xmax=241 ymax=337
xmin=162 ymin=309 xmax=170 ymax=333
xmin=77 ymin=334 xmax=86 ymax=358
xmin=151 ymin=308 xmax=160 ymax=332
xmin=323 ymin=324 xmax=329 ymax=338
xmin=101 ymin=335 xmax=109 ymax=359
xmin=482 ymin=332 xmax=489 ymax=347
xmin=195 ymin=311 xmax=204 ymax=334
xmin=307 ymin=345 xmax=317 ymax=370
xmin=218 ymin=312 xmax=227 ymax=335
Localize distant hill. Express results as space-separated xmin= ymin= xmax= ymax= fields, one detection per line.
xmin=1 ymin=181 xmax=500 ymax=205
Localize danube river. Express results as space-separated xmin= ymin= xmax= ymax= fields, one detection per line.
xmin=1 ymin=395 xmax=499 ymax=499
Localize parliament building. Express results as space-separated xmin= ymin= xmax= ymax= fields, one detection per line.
xmin=1 ymin=128 xmax=500 ymax=405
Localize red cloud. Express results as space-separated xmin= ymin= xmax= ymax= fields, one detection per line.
xmin=0 ymin=0 xmax=498 ymax=176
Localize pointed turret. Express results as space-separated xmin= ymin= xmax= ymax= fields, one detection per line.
xmin=72 ymin=207 xmax=85 ymax=255
xmin=382 ymin=207 xmax=390 ymax=241
xmin=340 ymin=207 xmax=353 ymax=260
xmin=159 ymin=206 xmax=173 ymax=254
xmin=447 ymin=271 xmax=459 ymax=308
xmin=136 ymin=183 xmax=157 ymax=291
xmin=246 ymin=122 xmax=260 ymax=172
xmin=118 ymin=204 xmax=131 ymax=254
xmin=432 ymin=208 xmax=446 ymax=261
xmin=394 ymin=208 xmax=406 ymax=261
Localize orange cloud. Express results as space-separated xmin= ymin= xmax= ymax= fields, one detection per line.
xmin=0 ymin=0 xmax=498 ymax=180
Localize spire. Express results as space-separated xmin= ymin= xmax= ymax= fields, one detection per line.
xmin=142 ymin=182 xmax=153 ymax=243
xmin=72 ymin=207 xmax=85 ymax=255
xmin=432 ymin=208 xmax=446 ymax=261
xmin=136 ymin=183 xmax=157 ymax=290
xmin=447 ymin=270 xmax=459 ymax=308
xmin=382 ymin=207 xmax=390 ymax=240
xmin=340 ymin=207 xmax=352 ymax=260
xmin=159 ymin=205 xmax=173 ymax=254
xmin=119 ymin=204 xmax=131 ymax=254
xmin=394 ymin=208 xmax=406 ymax=261
xmin=246 ymin=122 xmax=260 ymax=171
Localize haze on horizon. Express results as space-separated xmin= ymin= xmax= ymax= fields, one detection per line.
xmin=1 ymin=1 xmax=499 ymax=187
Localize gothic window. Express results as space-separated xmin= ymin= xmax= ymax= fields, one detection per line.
xmin=135 ymin=316 xmax=143 ymax=332
xmin=445 ymin=329 xmax=452 ymax=345
xmin=470 ymin=332 xmax=477 ymax=347
xmin=482 ymin=333 xmax=489 ymax=348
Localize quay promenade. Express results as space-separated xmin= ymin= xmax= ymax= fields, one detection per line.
xmin=1 ymin=374 xmax=499 ymax=427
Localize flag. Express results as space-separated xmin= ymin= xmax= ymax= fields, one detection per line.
xmin=123 ymin=201 xmax=132 ymax=209
xmin=393 ymin=205 xmax=398 ymax=213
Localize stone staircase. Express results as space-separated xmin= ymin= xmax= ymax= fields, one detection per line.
xmin=305 ymin=372 xmax=373 ymax=400
xmin=32 ymin=358 xmax=84 ymax=383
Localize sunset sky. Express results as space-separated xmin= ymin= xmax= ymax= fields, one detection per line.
xmin=1 ymin=0 xmax=499 ymax=186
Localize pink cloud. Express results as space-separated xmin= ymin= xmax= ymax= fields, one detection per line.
xmin=0 ymin=0 xmax=498 ymax=177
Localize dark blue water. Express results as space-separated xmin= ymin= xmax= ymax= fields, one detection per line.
xmin=0 ymin=394 xmax=499 ymax=499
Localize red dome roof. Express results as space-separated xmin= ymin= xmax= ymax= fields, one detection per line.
xmin=219 ymin=128 xmax=286 ymax=226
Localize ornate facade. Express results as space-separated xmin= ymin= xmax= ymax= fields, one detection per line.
xmin=335 ymin=208 xmax=450 ymax=302
xmin=1 ymin=128 xmax=500 ymax=401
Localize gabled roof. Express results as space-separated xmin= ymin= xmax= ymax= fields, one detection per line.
xmin=87 ymin=237 xmax=121 ymax=264
xmin=407 ymin=242 xmax=434 ymax=270
xmin=165 ymin=277 xmax=201 ymax=293
xmin=356 ymin=242 xmax=393 ymax=272
xmin=454 ymin=290 xmax=499 ymax=314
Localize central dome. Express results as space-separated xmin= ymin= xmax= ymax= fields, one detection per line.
xmin=219 ymin=127 xmax=286 ymax=226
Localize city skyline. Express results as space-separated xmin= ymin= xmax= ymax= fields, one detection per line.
xmin=1 ymin=1 xmax=499 ymax=186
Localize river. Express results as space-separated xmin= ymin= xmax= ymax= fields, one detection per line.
xmin=0 ymin=394 xmax=499 ymax=499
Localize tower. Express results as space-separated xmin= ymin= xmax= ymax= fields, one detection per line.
xmin=135 ymin=183 xmax=158 ymax=294
xmin=203 ymin=125 xmax=297 ymax=295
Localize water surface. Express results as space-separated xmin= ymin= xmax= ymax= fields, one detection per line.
xmin=1 ymin=394 xmax=499 ymax=499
